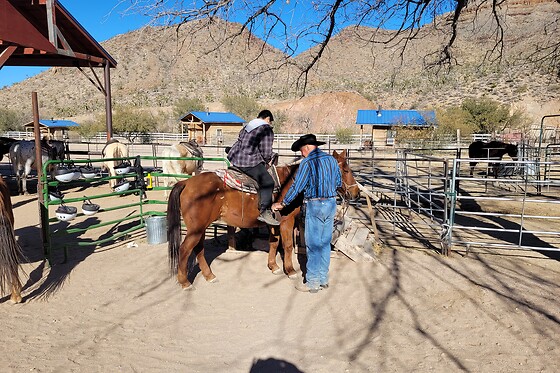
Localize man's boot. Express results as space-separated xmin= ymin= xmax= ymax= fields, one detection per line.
xmin=257 ymin=209 xmax=280 ymax=226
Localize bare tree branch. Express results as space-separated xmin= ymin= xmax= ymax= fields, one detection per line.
xmin=119 ymin=0 xmax=560 ymax=95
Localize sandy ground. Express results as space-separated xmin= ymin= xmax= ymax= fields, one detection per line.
xmin=1 ymin=179 xmax=559 ymax=373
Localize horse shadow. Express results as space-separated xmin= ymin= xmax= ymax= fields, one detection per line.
xmin=184 ymin=226 xmax=289 ymax=284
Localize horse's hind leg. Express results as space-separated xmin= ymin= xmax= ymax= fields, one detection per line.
xmin=177 ymin=232 xmax=202 ymax=289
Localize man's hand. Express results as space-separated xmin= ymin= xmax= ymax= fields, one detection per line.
xmin=271 ymin=202 xmax=284 ymax=211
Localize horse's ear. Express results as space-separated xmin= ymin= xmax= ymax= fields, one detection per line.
xmin=333 ymin=150 xmax=339 ymax=156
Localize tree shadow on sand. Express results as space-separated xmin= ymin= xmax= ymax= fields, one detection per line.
xmin=16 ymin=213 xmax=142 ymax=302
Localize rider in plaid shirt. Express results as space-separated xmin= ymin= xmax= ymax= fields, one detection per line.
xmin=227 ymin=109 xmax=279 ymax=226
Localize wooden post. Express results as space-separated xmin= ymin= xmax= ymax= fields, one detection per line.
xmin=32 ymin=92 xmax=48 ymax=257
xmin=104 ymin=61 xmax=113 ymax=140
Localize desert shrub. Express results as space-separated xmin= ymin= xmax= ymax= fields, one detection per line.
xmin=335 ymin=127 xmax=354 ymax=144
xmin=0 ymin=108 xmax=26 ymax=132
xmin=76 ymin=119 xmax=104 ymax=140
xmin=112 ymin=106 xmax=158 ymax=142
xmin=462 ymin=97 xmax=514 ymax=134
xmin=221 ymin=95 xmax=260 ymax=122
xmin=172 ymin=97 xmax=205 ymax=119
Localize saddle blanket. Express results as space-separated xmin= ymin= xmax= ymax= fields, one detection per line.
xmin=215 ymin=167 xmax=280 ymax=194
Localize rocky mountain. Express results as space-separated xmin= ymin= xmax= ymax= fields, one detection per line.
xmin=1 ymin=0 xmax=558 ymax=133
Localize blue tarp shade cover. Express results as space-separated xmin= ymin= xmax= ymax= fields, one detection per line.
xmin=39 ymin=119 xmax=80 ymax=128
xmin=356 ymin=110 xmax=436 ymax=127
xmin=24 ymin=119 xmax=80 ymax=128
xmin=183 ymin=111 xmax=245 ymax=124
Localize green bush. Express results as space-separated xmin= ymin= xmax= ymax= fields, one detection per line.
xmin=335 ymin=127 xmax=354 ymax=144
xmin=113 ymin=106 xmax=158 ymax=142
xmin=221 ymin=96 xmax=260 ymax=122
xmin=0 ymin=108 xmax=26 ymax=132
xmin=173 ymin=97 xmax=205 ymax=120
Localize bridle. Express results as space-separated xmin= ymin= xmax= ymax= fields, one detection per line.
xmin=337 ymin=160 xmax=358 ymax=202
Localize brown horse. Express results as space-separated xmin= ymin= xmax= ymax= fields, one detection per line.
xmin=167 ymin=150 xmax=360 ymax=289
xmin=0 ymin=176 xmax=23 ymax=303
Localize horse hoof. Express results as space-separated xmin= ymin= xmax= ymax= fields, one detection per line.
xmin=288 ymin=272 xmax=299 ymax=280
xmin=207 ymin=276 xmax=218 ymax=283
xmin=181 ymin=284 xmax=195 ymax=291
xmin=10 ymin=296 xmax=22 ymax=304
xmin=272 ymin=268 xmax=283 ymax=275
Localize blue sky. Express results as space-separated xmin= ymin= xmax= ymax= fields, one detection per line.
xmin=0 ymin=0 xmax=149 ymax=88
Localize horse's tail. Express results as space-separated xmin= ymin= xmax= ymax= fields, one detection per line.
xmin=167 ymin=180 xmax=187 ymax=274
xmin=0 ymin=213 xmax=22 ymax=298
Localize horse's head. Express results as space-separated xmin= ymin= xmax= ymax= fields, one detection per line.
xmin=333 ymin=150 xmax=360 ymax=201
xmin=506 ymin=143 xmax=519 ymax=160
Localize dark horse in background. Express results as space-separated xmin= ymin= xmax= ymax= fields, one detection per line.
xmin=0 ymin=137 xmax=17 ymax=162
xmin=167 ymin=150 xmax=360 ymax=290
xmin=468 ymin=140 xmax=518 ymax=177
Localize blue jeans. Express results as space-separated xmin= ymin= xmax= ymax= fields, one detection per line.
xmin=304 ymin=198 xmax=337 ymax=289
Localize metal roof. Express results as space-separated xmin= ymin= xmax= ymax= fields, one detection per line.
xmin=356 ymin=110 xmax=436 ymax=126
xmin=181 ymin=111 xmax=246 ymax=124
xmin=24 ymin=119 xmax=80 ymax=128
xmin=0 ymin=0 xmax=116 ymax=68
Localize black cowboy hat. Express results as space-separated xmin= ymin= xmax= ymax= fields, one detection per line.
xmin=291 ymin=134 xmax=326 ymax=152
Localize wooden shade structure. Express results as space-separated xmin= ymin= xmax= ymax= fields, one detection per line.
xmin=0 ymin=0 xmax=117 ymax=138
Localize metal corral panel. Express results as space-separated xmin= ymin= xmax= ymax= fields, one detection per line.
xmin=356 ymin=109 xmax=436 ymax=127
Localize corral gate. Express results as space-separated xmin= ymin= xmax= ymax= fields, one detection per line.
xmin=352 ymin=149 xmax=560 ymax=256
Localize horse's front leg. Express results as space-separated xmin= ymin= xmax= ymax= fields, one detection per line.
xmin=196 ymin=242 xmax=217 ymax=283
xmin=279 ymin=221 xmax=298 ymax=279
xmin=23 ymin=163 xmax=32 ymax=195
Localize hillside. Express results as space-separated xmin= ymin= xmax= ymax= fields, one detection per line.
xmin=0 ymin=1 xmax=558 ymax=133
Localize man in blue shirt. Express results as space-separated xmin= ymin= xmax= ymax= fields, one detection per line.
xmin=228 ymin=109 xmax=279 ymax=226
xmin=272 ymin=134 xmax=341 ymax=293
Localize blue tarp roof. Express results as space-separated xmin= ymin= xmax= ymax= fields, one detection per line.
xmin=25 ymin=119 xmax=80 ymax=128
xmin=182 ymin=111 xmax=245 ymax=124
xmin=356 ymin=110 xmax=436 ymax=127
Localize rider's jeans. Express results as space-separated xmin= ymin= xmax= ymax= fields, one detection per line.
xmin=304 ymin=197 xmax=336 ymax=289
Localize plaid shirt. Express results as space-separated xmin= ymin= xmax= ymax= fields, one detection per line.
xmin=282 ymin=148 xmax=342 ymax=205
xmin=227 ymin=124 xmax=274 ymax=168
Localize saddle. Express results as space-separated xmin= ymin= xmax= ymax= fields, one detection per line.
xmin=178 ymin=140 xmax=203 ymax=170
xmin=215 ymin=166 xmax=281 ymax=194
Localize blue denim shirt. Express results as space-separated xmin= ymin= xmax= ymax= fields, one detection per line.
xmin=282 ymin=148 xmax=341 ymax=205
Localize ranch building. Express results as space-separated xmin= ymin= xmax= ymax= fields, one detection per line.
xmin=23 ymin=119 xmax=79 ymax=140
xmin=356 ymin=109 xmax=436 ymax=147
xmin=180 ymin=111 xmax=245 ymax=145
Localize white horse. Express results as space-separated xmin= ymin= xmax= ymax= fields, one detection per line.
xmin=161 ymin=140 xmax=203 ymax=198
xmin=101 ymin=139 xmax=129 ymax=188
xmin=9 ymin=140 xmax=60 ymax=195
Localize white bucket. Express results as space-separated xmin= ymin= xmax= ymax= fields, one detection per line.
xmin=145 ymin=216 xmax=167 ymax=245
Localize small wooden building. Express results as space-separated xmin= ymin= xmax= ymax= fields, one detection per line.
xmin=180 ymin=111 xmax=245 ymax=145
xmin=23 ymin=119 xmax=79 ymax=140
xmin=356 ymin=109 xmax=436 ymax=146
